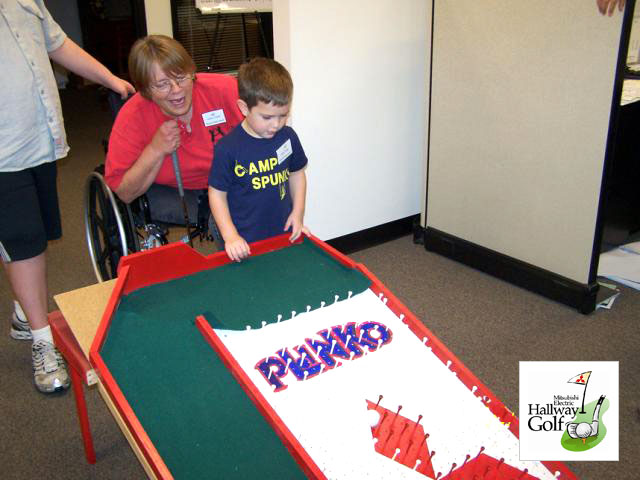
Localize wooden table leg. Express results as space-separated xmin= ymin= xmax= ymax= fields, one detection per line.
xmin=69 ymin=366 xmax=97 ymax=463
xmin=49 ymin=310 xmax=97 ymax=464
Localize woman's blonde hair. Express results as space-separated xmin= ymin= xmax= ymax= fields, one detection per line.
xmin=128 ymin=35 xmax=196 ymax=99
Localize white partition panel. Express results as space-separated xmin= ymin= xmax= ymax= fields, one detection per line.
xmin=426 ymin=1 xmax=624 ymax=283
xmin=274 ymin=0 xmax=429 ymax=240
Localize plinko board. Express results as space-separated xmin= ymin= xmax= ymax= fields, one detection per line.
xmin=91 ymin=235 xmax=577 ymax=480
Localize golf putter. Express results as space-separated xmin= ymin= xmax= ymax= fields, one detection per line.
xmin=171 ymin=150 xmax=193 ymax=247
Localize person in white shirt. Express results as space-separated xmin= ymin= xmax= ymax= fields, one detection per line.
xmin=0 ymin=0 xmax=134 ymax=393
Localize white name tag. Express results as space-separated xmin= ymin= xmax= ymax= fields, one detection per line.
xmin=276 ymin=139 xmax=293 ymax=164
xmin=202 ymin=109 xmax=227 ymax=126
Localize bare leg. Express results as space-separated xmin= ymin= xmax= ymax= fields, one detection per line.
xmin=3 ymin=251 xmax=69 ymax=393
xmin=3 ymin=252 xmax=48 ymax=330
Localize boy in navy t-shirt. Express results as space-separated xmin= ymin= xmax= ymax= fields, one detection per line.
xmin=208 ymin=58 xmax=308 ymax=262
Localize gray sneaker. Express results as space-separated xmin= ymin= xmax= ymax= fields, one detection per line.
xmin=32 ymin=340 xmax=70 ymax=393
xmin=10 ymin=312 xmax=32 ymax=340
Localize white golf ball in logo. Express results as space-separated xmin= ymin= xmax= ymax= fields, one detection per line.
xmin=575 ymin=423 xmax=591 ymax=438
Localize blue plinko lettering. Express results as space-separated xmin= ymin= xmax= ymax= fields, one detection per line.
xmin=307 ymin=331 xmax=350 ymax=368
xmin=279 ymin=345 xmax=322 ymax=381
xmin=255 ymin=321 xmax=393 ymax=392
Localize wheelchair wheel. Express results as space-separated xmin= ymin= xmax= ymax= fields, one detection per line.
xmin=84 ymin=170 xmax=138 ymax=282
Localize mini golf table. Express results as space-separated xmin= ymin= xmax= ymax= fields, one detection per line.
xmin=51 ymin=234 xmax=578 ymax=479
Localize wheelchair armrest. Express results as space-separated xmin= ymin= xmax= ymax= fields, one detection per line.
xmin=130 ymin=193 xmax=153 ymax=225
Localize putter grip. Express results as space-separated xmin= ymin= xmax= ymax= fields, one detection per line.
xmin=171 ymin=151 xmax=185 ymax=197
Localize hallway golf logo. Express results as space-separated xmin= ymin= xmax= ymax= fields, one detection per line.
xmin=519 ymin=362 xmax=618 ymax=461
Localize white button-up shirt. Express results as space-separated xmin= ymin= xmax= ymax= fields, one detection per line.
xmin=0 ymin=0 xmax=68 ymax=171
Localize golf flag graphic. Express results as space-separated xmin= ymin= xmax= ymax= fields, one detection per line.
xmin=568 ymin=371 xmax=592 ymax=413
xmin=567 ymin=371 xmax=591 ymax=385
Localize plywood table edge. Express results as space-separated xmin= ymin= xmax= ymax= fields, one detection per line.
xmin=53 ymin=280 xmax=117 ymax=356
xmin=97 ymin=383 xmax=158 ymax=480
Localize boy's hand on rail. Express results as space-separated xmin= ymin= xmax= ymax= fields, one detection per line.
xmin=225 ymin=235 xmax=251 ymax=262
xmin=285 ymin=213 xmax=307 ymax=242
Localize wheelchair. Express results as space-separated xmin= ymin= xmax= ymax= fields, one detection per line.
xmin=84 ymin=91 xmax=214 ymax=283
xmin=84 ymin=167 xmax=213 ymax=282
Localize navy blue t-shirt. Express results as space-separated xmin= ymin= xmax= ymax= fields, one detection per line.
xmin=208 ymin=125 xmax=308 ymax=243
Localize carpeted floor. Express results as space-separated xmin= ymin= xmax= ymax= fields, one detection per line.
xmin=1 ymin=86 xmax=638 ymax=479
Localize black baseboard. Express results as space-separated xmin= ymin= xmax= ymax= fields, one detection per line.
xmin=326 ymin=215 xmax=419 ymax=254
xmin=423 ymin=227 xmax=598 ymax=314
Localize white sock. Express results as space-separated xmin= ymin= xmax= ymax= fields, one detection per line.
xmin=13 ymin=300 xmax=27 ymax=322
xmin=31 ymin=325 xmax=54 ymax=344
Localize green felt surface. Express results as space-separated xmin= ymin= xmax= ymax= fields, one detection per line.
xmin=100 ymin=239 xmax=370 ymax=479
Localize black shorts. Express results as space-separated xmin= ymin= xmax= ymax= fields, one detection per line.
xmin=0 ymin=161 xmax=61 ymax=262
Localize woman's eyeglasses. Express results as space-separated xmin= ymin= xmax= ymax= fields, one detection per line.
xmin=150 ymin=74 xmax=194 ymax=94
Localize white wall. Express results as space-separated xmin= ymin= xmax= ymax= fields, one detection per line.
xmin=144 ymin=0 xmax=173 ymax=36
xmin=628 ymin=1 xmax=640 ymax=63
xmin=426 ymin=1 xmax=623 ymax=283
xmin=273 ymin=0 xmax=429 ymax=240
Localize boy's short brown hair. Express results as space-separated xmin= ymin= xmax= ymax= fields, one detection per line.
xmin=128 ymin=35 xmax=196 ymax=99
xmin=237 ymin=57 xmax=293 ymax=108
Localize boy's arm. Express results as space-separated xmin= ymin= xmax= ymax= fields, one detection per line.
xmin=208 ymin=186 xmax=251 ymax=262
xmin=284 ymin=168 xmax=309 ymax=242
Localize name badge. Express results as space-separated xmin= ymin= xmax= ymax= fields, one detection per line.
xmin=202 ymin=109 xmax=226 ymax=127
xmin=276 ymin=139 xmax=293 ymax=164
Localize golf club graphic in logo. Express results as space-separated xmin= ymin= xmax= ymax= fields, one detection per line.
xmin=561 ymin=371 xmax=609 ymax=451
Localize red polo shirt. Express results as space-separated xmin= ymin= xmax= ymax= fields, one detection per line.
xmin=106 ymin=73 xmax=242 ymax=191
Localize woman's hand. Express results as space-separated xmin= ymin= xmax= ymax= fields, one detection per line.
xmin=150 ymin=120 xmax=181 ymax=156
